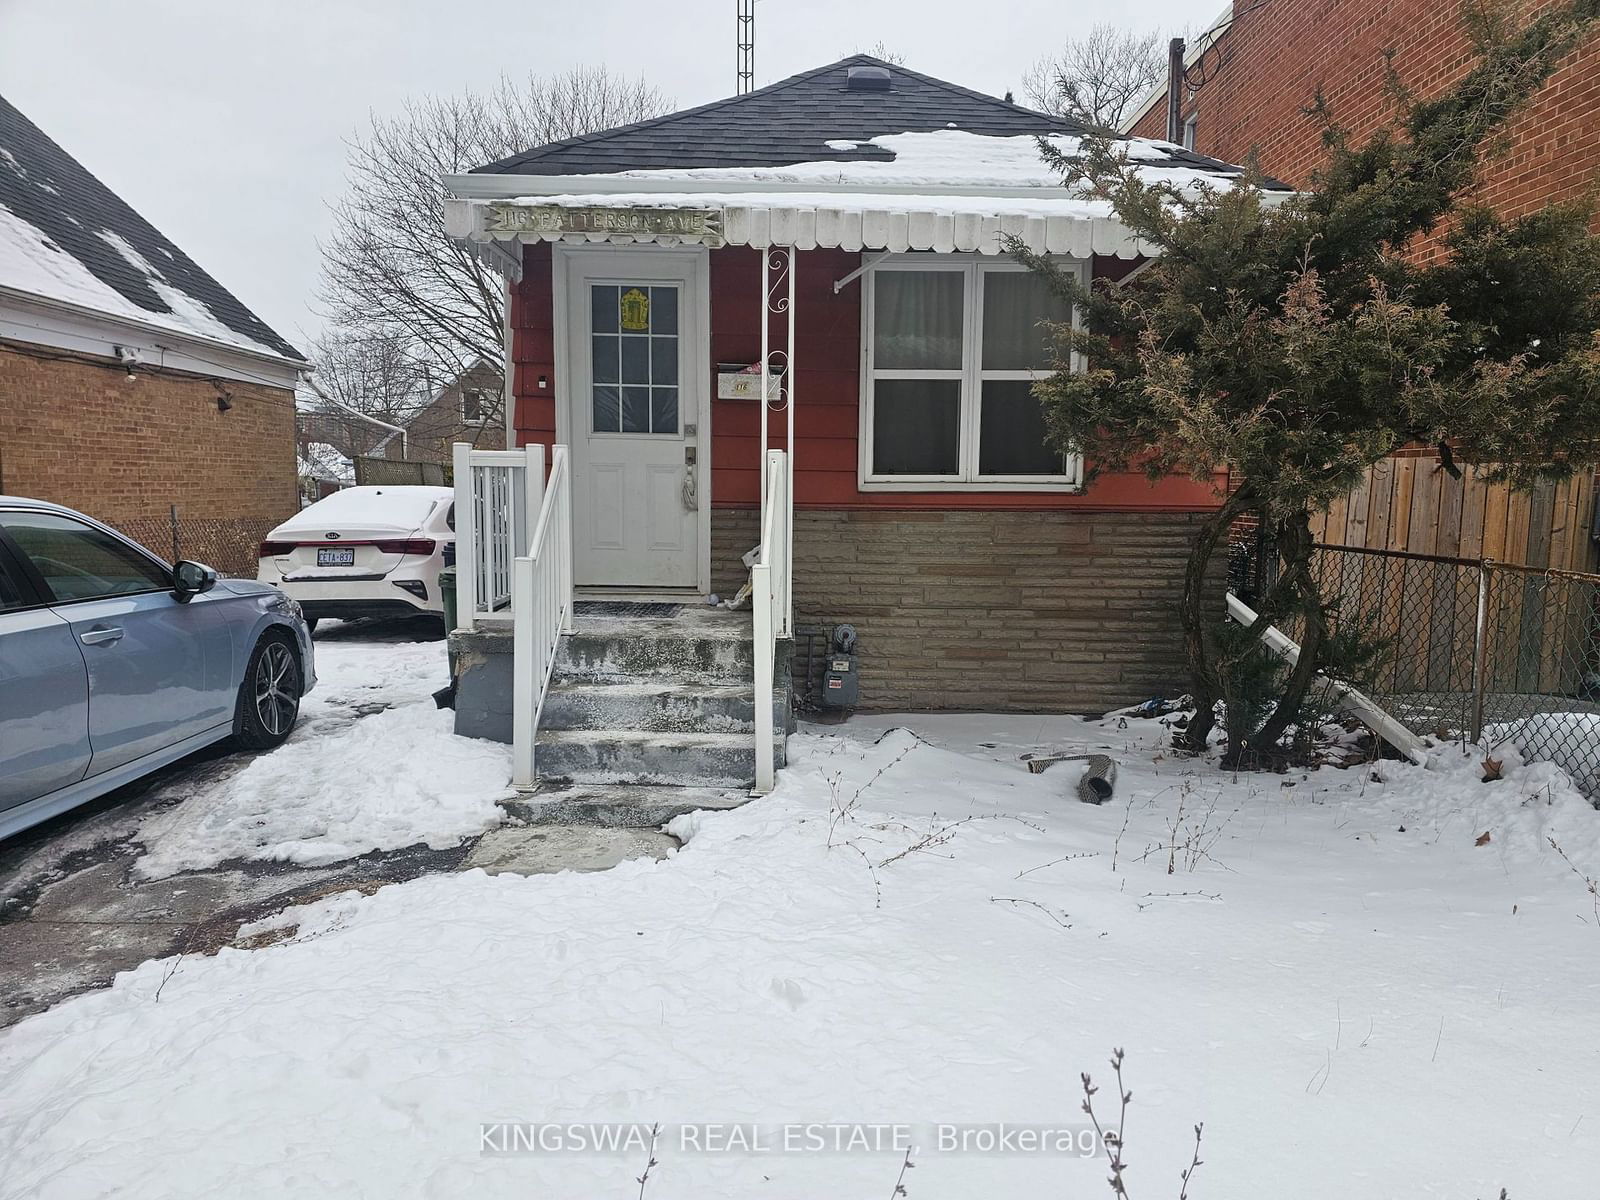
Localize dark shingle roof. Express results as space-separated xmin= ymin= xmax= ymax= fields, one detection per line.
xmin=476 ymin=55 xmax=1256 ymax=182
xmin=0 ymin=93 xmax=304 ymax=363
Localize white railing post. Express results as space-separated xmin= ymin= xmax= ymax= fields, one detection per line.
xmin=752 ymin=559 xmax=775 ymax=794
xmin=511 ymin=554 xmax=536 ymax=790
xmin=507 ymin=443 xmax=575 ymax=791
xmin=522 ymin=443 xmax=545 ymax=556
xmin=557 ymin=446 xmax=575 ymax=632
xmin=451 ymin=442 xmax=477 ymax=630
xmin=764 ymin=449 xmax=791 ymax=641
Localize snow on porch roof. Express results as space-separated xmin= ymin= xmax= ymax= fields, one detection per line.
xmin=445 ymin=130 xmax=1277 ymax=262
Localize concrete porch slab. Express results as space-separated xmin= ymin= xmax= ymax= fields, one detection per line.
xmin=502 ymin=785 xmax=749 ymax=828
xmin=459 ymin=825 xmax=677 ymax=876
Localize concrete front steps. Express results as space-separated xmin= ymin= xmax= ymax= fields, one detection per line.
xmin=452 ymin=604 xmax=789 ymax=821
xmin=533 ymin=605 xmax=787 ymax=798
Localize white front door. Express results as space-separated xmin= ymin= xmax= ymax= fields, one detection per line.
xmin=563 ymin=248 xmax=706 ymax=589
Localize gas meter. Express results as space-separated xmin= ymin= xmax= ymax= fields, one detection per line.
xmin=820 ymin=624 xmax=859 ymax=709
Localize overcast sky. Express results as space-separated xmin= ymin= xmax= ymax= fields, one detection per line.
xmin=0 ymin=0 xmax=1197 ymax=357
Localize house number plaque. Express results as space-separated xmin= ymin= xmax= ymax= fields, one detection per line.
xmin=486 ymin=204 xmax=723 ymax=243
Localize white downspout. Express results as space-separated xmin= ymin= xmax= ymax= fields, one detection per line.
xmin=302 ymin=374 xmax=408 ymax=458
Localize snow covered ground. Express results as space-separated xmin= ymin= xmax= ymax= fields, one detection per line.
xmin=2 ymin=678 xmax=1598 ymax=1198
xmin=133 ymin=625 xmax=509 ymax=878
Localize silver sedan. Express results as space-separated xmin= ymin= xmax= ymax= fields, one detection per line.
xmin=0 ymin=496 xmax=316 ymax=841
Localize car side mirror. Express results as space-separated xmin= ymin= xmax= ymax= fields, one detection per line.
xmin=172 ymin=560 xmax=218 ymax=602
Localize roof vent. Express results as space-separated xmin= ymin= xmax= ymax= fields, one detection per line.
xmin=846 ymin=65 xmax=893 ymax=92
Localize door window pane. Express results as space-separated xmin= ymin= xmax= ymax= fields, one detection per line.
xmin=872 ymin=380 xmax=961 ymax=475
xmin=593 ymin=385 xmax=620 ymax=433
xmin=621 ymin=335 xmax=650 ymax=384
xmin=621 ymin=388 xmax=651 ymax=434
xmin=592 ymin=336 xmax=619 ymax=384
xmin=591 ymin=285 xmax=619 ymax=333
xmin=651 ymin=287 xmax=678 ymax=334
xmin=874 ymin=271 xmax=964 ymax=370
xmin=651 ymin=388 xmax=679 ymax=435
xmin=652 ymin=337 xmax=678 ymax=385
xmin=978 ymin=381 xmax=1064 ymax=475
xmin=982 ymin=271 xmax=1071 ymax=371
xmin=3 ymin=512 xmax=170 ymax=603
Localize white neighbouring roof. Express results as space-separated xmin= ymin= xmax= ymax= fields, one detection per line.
xmin=445 ymin=130 xmax=1266 ymax=262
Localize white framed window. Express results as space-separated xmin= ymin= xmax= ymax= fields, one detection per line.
xmin=859 ymin=255 xmax=1084 ymax=491
xmin=1182 ymin=112 xmax=1198 ymax=151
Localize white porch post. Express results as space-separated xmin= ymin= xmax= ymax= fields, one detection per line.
xmin=759 ymin=250 xmax=770 ymax=502
xmin=756 ymin=246 xmax=796 ymax=639
xmin=451 ymin=441 xmax=477 ymax=631
xmin=783 ymin=245 xmax=795 ymax=638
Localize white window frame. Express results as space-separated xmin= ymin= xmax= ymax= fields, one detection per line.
xmin=858 ymin=253 xmax=1086 ymax=492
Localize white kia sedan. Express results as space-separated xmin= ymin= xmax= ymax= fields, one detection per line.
xmin=257 ymin=486 xmax=454 ymax=629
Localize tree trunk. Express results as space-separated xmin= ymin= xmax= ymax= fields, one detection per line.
xmin=1174 ymin=486 xmax=1258 ymax=753
xmin=1240 ymin=509 xmax=1328 ymax=763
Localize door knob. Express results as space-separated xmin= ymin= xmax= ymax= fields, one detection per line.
xmin=80 ymin=626 xmax=124 ymax=646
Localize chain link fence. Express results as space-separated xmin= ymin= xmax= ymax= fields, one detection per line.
xmin=115 ymin=506 xmax=278 ymax=580
xmin=1231 ymin=535 xmax=1600 ymax=801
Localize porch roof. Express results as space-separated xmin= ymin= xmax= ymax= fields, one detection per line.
xmin=446 ymin=129 xmax=1274 ymax=266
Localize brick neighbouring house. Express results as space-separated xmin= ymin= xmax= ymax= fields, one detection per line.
xmin=443 ymin=55 xmax=1285 ymax=723
xmin=0 ymin=93 xmax=308 ymax=574
xmin=1122 ymin=0 xmax=1600 ymax=572
xmin=1125 ymin=0 xmax=1600 ymax=222
xmin=402 ymin=361 xmax=507 ymax=466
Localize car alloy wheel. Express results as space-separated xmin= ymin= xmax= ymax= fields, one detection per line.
xmin=253 ymin=642 xmax=298 ymax=737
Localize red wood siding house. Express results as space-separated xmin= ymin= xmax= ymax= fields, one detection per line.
xmin=452 ymin=56 xmax=1262 ymax=712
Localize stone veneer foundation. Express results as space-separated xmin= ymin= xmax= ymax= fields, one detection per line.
xmin=713 ymin=507 xmax=1216 ymax=714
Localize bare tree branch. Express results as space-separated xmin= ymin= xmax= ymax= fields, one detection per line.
xmin=318 ymin=66 xmax=671 ymax=430
xmin=1022 ymin=24 xmax=1173 ymax=130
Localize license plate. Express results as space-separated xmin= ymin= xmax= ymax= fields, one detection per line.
xmin=317 ymin=547 xmax=356 ymax=566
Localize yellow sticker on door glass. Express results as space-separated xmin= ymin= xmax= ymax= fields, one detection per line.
xmin=619 ymin=287 xmax=650 ymax=331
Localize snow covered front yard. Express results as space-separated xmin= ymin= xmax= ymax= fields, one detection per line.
xmin=133 ymin=627 xmax=511 ymax=877
xmin=2 ymin=673 xmax=1598 ymax=1197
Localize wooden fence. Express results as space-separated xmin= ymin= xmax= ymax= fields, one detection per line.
xmin=1310 ymin=455 xmax=1599 ymax=572
xmin=353 ymin=456 xmax=448 ymax=487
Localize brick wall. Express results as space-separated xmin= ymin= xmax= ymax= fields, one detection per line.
xmin=404 ymin=361 xmax=506 ymax=464
xmin=0 ymin=342 xmax=297 ymax=573
xmin=713 ymin=507 xmax=1216 ymax=712
xmin=1129 ymin=0 xmax=1600 ymax=233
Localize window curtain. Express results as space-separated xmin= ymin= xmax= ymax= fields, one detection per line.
xmin=874 ymin=271 xmax=964 ymax=370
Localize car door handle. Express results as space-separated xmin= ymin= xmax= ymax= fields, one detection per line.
xmin=79 ymin=626 xmax=124 ymax=646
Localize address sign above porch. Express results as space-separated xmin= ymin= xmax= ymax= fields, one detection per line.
xmin=486 ymin=203 xmax=724 ymax=244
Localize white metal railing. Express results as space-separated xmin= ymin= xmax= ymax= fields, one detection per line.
xmin=511 ymin=445 xmax=574 ymax=790
xmin=752 ymin=448 xmax=792 ymax=793
xmin=452 ymin=442 xmax=543 ymax=629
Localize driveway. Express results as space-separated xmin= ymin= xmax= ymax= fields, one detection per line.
xmin=0 ymin=618 xmax=474 ymax=1028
